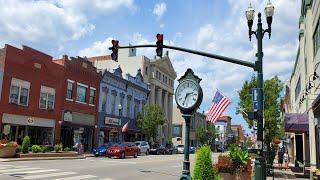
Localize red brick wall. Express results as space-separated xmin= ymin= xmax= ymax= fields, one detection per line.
xmin=0 ymin=45 xmax=64 ymax=143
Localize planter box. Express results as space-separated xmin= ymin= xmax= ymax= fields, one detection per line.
xmin=0 ymin=146 xmax=17 ymax=158
xmin=18 ymin=152 xmax=79 ymax=158
xmin=219 ymin=172 xmax=251 ymax=180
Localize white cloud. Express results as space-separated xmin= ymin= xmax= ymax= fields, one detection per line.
xmin=0 ymin=0 xmax=136 ymax=50
xmin=78 ymin=37 xmax=113 ymax=57
xmin=153 ymin=2 xmax=167 ymax=19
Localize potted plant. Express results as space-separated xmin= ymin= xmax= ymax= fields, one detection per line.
xmin=0 ymin=139 xmax=18 ymax=158
xmin=214 ymin=145 xmax=252 ymax=180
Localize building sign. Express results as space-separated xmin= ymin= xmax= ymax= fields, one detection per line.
xmin=105 ymin=117 xmax=121 ymax=126
xmin=27 ymin=117 xmax=34 ymax=125
xmin=64 ymin=111 xmax=73 ymax=122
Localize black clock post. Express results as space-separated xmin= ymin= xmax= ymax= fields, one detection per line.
xmin=175 ymin=69 xmax=203 ymax=180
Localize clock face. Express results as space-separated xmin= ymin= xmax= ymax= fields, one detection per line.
xmin=175 ymin=80 xmax=200 ymax=109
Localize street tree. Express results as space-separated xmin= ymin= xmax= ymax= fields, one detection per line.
xmin=236 ymin=75 xmax=284 ymax=161
xmin=195 ymin=123 xmax=217 ymax=146
xmin=137 ymin=104 xmax=165 ymax=144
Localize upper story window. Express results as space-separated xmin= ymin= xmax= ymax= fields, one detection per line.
xmin=145 ymin=67 xmax=148 ymax=75
xmin=89 ymin=87 xmax=96 ymax=105
xmin=134 ymin=99 xmax=140 ymax=118
xmin=76 ymin=83 xmax=88 ymax=103
xmin=66 ymin=80 xmax=74 ymax=100
xmin=9 ymin=78 xmax=30 ymax=106
xmin=39 ymin=86 xmax=55 ymax=110
xmin=314 ymin=22 xmax=320 ymax=56
xmin=127 ymin=95 xmax=132 ymax=118
xmin=111 ymin=91 xmax=117 ymax=115
xmin=119 ymin=94 xmax=124 ymax=116
xmin=295 ymin=77 xmax=301 ymax=101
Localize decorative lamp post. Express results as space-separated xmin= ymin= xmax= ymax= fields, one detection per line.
xmin=245 ymin=1 xmax=274 ymax=180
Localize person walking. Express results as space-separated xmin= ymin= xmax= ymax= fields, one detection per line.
xmin=278 ymin=148 xmax=284 ymax=169
xmin=283 ymin=150 xmax=289 ymax=170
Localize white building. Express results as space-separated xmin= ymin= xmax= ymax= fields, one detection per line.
xmin=89 ymin=48 xmax=177 ymax=144
xmin=284 ymin=0 xmax=320 ymax=174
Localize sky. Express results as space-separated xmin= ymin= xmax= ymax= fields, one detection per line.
xmin=0 ymin=0 xmax=301 ymax=133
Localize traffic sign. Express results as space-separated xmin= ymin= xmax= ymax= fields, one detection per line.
xmin=253 ymin=101 xmax=258 ymax=111
xmin=252 ymin=88 xmax=259 ymax=102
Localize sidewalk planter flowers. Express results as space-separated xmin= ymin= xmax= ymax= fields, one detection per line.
xmin=214 ymin=145 xmax=252 ymax=180
xmin=0 ymin=140 xmax=18 ymax=158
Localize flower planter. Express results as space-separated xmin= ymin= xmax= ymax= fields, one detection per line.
xmin=219 ymin=172 xmax=251 ymax=180
xmin=0 ymin=146 xmax=17 ymax=158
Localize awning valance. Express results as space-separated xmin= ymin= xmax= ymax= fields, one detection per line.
xmin=284 ymin=113 xmax=308 ymax=133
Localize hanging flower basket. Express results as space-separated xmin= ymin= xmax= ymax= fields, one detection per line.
xmin=272 ymin=139 xmax=280 ymax=145
xmin=0 ymin=140 xmax=18 ymax=158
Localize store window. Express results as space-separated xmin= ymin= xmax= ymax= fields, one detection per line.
xmin=66 ymin=80 xmax=74 ymax=100
xmin=89 ymin=87 xmax=96 ymax=105
xmin=76 ymin=83 xmax=87 ymax=103
xmin=9 ymin=78 xmax=30 ymax=106
xmin=39 ymin=86 xmax=55 ymax=110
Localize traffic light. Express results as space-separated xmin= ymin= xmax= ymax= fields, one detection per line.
xmin=156 ymin=34 xmax=163 ymax=57
xmin=109 ymin=40 xmax=119 ymax=61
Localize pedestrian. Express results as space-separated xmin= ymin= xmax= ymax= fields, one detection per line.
xmin=283 ymin=150 xmax=289 ymax=170
xmin=278 ymin=148 xmax=284 ymax=169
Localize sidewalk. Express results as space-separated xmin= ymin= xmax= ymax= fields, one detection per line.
xmin=267 ymin=163 xmax=308 ymax=180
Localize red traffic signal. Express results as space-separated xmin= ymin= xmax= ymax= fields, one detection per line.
xmin=156 ymin=34 xmax=163 ymax=57
xmin=109 ymin=40 xmax=119 ymax=61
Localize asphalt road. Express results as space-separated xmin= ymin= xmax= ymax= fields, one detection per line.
xmin=0 ymin=153 xmax=221 ymax=180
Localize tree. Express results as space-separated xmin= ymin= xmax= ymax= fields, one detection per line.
xmin=196 ymin=123 xmax=217 ymax=146
xmin=137 ymin=104 xmax=165 ymax=144
xmin=236 ymin=75 xmax=284 ymax=163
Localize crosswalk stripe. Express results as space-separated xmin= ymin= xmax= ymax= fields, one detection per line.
xmin=0 ymin=167 xmax=40 ymax=173
xmin=23 ymin=172 xmax=77 ymax=179
xmin=0 ymin=166 xmax=26 ymax=170
xmin=100 ymin=178 xmax=117 ymax=180
xmin=53 ymin=174 xmax=97 ymax=180
xmin=4 ymin=169 xmax=58 ymax=175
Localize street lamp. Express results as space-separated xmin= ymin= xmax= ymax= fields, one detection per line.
xmin=245 ymin=1 xmax=274 ymax=180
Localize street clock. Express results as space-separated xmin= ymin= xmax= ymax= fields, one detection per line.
xmin=175 ymin=68 xmax=203 ymax=114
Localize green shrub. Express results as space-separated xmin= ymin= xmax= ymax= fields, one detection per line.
xmin=16 ymin=145 xmax=22 ymax=153
xmin=31 ymin=145 xmax=42 ymax=153
xmin=21 ymin=136 xmax=30 ymax=154
xmin=228 ymin=145 xmax=249 ymax=170
xmin=54 ymin=143 xmax=63 ymax=153
xmin=41 ymin=146 xmax=49 ymax=153
xmin=193 ymin=145 xmax=220 ymax=180
xmin=64 ymin=147 xmax=71 ymax=152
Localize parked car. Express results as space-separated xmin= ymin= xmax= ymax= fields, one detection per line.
xmin=107 ymin=142 xmax=139 ymax=159
xmin=149 ymin=144 xmax=166 ymax=155
xmin=176 ymin=145 xmax=184 ymax=154
xmin=189 ymin=146 xmax=196 ymax=154
xmin=92 ymin=142 xmax=116 ymax=157
xmin=135 ymin=141 xmax=150 ymax=155
xmin=165 ymin=144 xmax=177 ymax=154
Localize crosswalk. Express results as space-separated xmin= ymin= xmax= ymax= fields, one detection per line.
xmin=0 ymin=164 xmax=117 ymax=180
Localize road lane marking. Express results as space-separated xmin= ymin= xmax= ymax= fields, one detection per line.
xmin=0 ymin=166 xmax=27 ymax=170
xmin=4 ymin=169 xmax=58 ymax=175
xmin=53 ymin=174 xmax=97 ymax=180
xmin=23 ymin=172 xmax=77 ymax=179
xmin=0 ymin=167 xmax=40 ymax=173
xmin=100 ymin=178 xmax=117 ymax=180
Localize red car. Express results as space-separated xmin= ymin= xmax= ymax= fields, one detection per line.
xmin=107 ymin=142 xmax=139 ymax=159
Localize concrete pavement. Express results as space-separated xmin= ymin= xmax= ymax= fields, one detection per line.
xmin=0 ymin=153 xmax=221 ymax=180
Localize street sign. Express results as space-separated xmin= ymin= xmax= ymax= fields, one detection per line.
xmin=253 ymin=101 xmax=258 ymax=111
xmin=252 ymin=88 xmax=259 ymax=102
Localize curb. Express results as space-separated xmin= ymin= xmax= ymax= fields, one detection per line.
xmin=0 ymin=156 xmax=86 ymax=162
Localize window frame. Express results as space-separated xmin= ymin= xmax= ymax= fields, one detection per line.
xmin=66 ymin=80 xmax=74 ymax=100
xmin=89 ymin=87 xmax=96 ymax=105
xmin=76 ymin=83 xmax=88 ymax=104
xmin=9 ymin=78 xmax=30 ymax=107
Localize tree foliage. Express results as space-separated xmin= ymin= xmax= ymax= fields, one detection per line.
xmin=137 ymin=104 xmax=165 ymax=143
xmin=195 ymin=123 xmax=217 ymax=146
xmin=236 ymin=75 xmax=284 ymax=146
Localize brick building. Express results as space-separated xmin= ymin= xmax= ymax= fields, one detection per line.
xmin=54 ymin=56 xmax=101 ymax=151
xmin=0 ymin=44 xmax=64 ymax=146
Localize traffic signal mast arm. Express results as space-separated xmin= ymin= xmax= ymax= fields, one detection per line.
xmin=116 ymin=44 xmax=256 ymax=69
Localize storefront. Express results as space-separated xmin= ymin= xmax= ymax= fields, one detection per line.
xmin=1 ymin=113 xmax=55 ymax=145
xmin=60 ymin=111 xmax=95 ymax=151
xmin=101 ymin=116 xmax=122 ymax=143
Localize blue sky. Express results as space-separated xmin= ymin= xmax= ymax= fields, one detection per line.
xmin=0 ymin=0 xmax=301 ymax=133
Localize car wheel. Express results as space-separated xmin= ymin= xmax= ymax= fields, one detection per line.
xmin=134 ymin=152 xmax=138 ymax=158
xmin=156 ymin=151 xmax=160 ymax=155
xmin=163 ymin=150 xmax=166 ymax=155
xmin=120 ymin=152 xmax=125 ymax=159
xmin=94 ymin=154 xmax=99 ymax=157
xmin=146 ymin=150 xmax=149 ymax=156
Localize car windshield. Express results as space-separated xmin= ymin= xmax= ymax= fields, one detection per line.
xmin=111 ymin=143 xmax=124 ymax=147
xmin=135 ymin=142 xmax=141 ymax=146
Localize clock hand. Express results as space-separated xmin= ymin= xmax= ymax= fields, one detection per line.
xmin=183 ymin=93 xmax=192 ymax=105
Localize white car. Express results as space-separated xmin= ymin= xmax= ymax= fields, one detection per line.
xmin=135 ymin=141 xmax=150 ymax=155
xmin=176 ymin=145 xmax=184 ymax=154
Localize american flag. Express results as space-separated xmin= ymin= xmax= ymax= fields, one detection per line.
xmin=122 ymin=121 xmax=129 ymax=132
xmin=206 ymin=90 xmax=231 ymax=123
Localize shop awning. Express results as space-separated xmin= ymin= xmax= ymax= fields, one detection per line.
xmin=284 ymin=113 xmax=309 ymax=133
